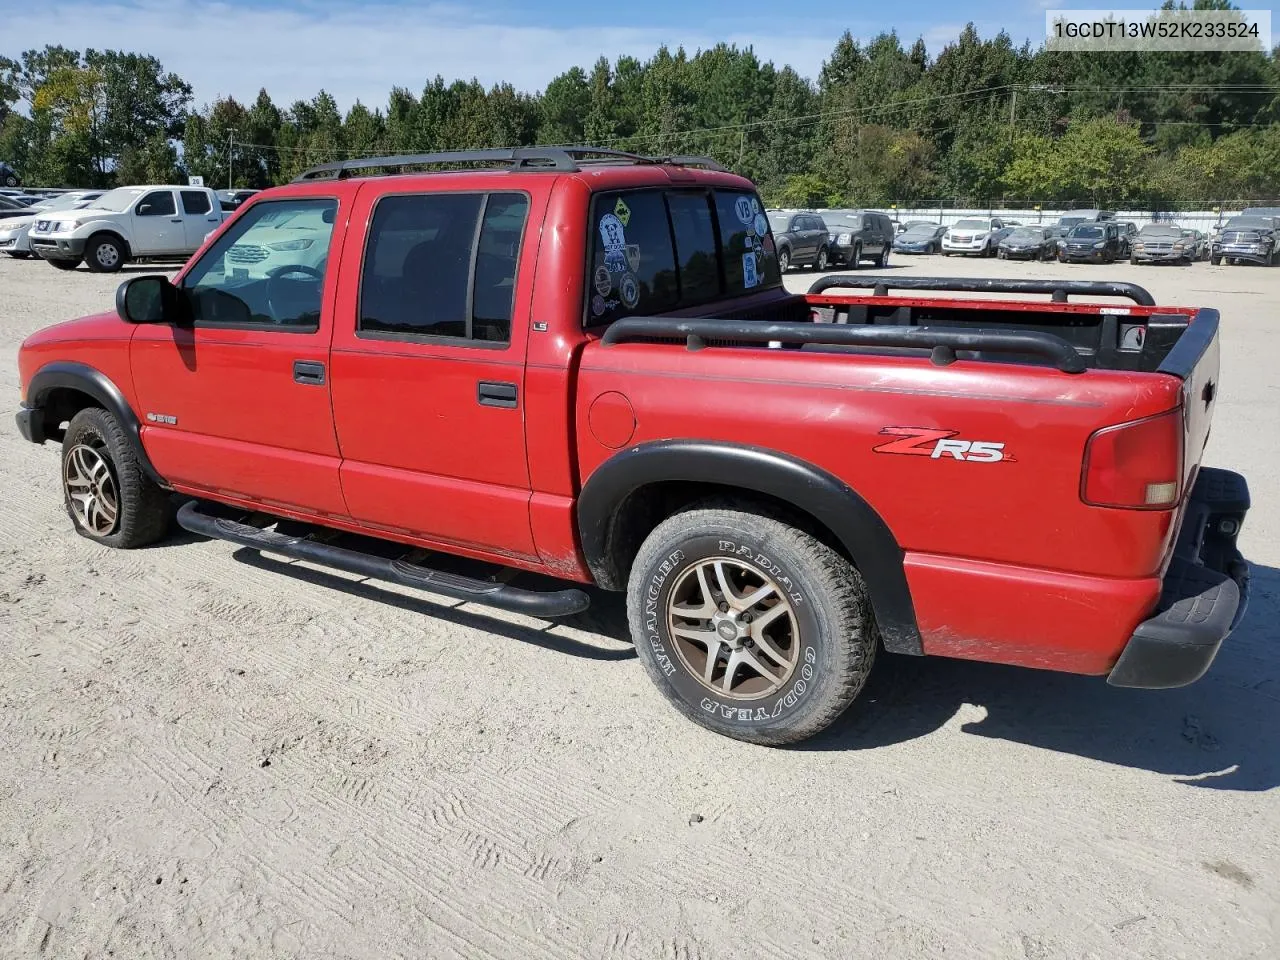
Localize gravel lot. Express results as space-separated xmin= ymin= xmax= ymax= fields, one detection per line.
xmin=1 ymin=251 xmax=1277 ymax=960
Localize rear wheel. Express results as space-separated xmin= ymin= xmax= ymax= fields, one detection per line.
xmin=777 ymin=247 xmax=791 ymax=273
xmin=61 ymin=408 xmax=171 ymax=548
xmin=849 ymin=244 xmax=861 ymax=270
xmin=815 ymin=246 xmax=829 ymax=272
xmin=876 ymin=246 xmax=889 ymax=268
xmin=1 ymin=174 xmax=17 ymax=187
xmin=627 ymin=504 xmax=877 ymax=745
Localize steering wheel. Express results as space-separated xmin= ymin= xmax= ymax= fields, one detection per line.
xmin=265 ymin=263 xmax=324 ymax=321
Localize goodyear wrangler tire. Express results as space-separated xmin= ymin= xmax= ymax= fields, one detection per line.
xmin=627 ymin=505 xmax=876 ymax=745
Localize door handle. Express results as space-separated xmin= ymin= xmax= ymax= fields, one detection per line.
xmin=170 ymin=218 xmax=183 ymax=223
xmin=293 ymin=360 xmax=326 ymax=385
xmin=477 ymin=380 xmax=518 ymax=408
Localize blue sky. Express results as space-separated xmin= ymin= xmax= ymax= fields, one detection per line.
xmin=5 ymin=1 xmax=1269 ymax=110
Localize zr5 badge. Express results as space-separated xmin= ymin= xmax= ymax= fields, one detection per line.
xmin=873 ymin=427 xmax=1013 ymax=463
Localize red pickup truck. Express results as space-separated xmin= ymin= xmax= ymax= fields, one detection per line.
xmin=15 ymin=148 xmax=1251 ymax=745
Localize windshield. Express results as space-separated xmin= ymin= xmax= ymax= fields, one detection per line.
xmin=1069 ymin=225 xmax=1104 ymax=239
xmin=902 ymin=224 xmax=937 ymax=237
xmin=952 ymin=219 xmax=989 ymax=230
xmin=1006 ymin=227 xmax=1044 ymax=241
xmin=34 ymin=194 xmax=100 ymax=213
xmin=1139 ymin=226 xmax=1181 ymax=237
xmin=1058 ymin=216 xmax=1087 ymax=228
xmin=90 ymin=187 xmax=147 ymax=212
xmin=1225 ymin=217 xmax=1274 ymax=231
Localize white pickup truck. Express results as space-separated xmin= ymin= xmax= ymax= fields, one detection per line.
xmin=28 ymin=184 xmax=225 ymax=273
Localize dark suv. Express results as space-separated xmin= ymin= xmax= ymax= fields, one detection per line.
xmin=822 ymin=210 xmax=894 ymax=268
xmin=1058 ymin=222 xmax=1124 ymax=263
xmin=0 ymin=162 xmax=19 ymax=188
xmin=767 ymin=210 xmax=830 ymax=272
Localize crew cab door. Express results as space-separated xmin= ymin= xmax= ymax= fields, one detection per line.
xmin=129 ymin=190 xmax=346 ymax=515
xmin=179 ymin=189 xmax=222 ymax=252
xmin=328 ymin=184 xmax=544 ymax=561
xmin=131 ymin=189 xmax=184 ymax=255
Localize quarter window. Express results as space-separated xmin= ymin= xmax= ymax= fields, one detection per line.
xmin=358 ymin=191 xmax=529 ymax=344
xmin=181 ymin=198 xmax=338 ymax=329
xmin=136 ymin=190 xmax=175 ymax=217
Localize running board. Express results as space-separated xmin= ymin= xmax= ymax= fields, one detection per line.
xmin=176 ymin=501 xmax=591 ymax=618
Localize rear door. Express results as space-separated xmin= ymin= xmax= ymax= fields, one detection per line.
xmin=328 ymin=184 xmax=543 ymax=561
xmin=130 ymin=190 xmax=346 ymax=514
xmin=179 ymin=189 xmax=221 ymax=252
xmin=131 ymin=189 xmax=182 ymax=255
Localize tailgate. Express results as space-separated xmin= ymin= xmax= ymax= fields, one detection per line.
xmin=1158 ymin=308 xmax=1221 ymax=495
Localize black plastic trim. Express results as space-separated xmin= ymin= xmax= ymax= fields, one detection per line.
xmin=294 ymin=147 xmax=727 ymax=181
xmin=601 ymin=315 xmax=1087 ymax=373
xmin=1157 ymin=308 xmax=1219 ymax=381
xmin=177 ymin=501 xmax=590 ymax=618
xmin=15 ymin=404 xmax=44 ymax=444
xmin=576 ymin=440 xmax=923 ymax=655
xmin=24 ymin=361 xmax=166 ymax=486
xmin=807 ymin=274 xmax=1157 ymax=306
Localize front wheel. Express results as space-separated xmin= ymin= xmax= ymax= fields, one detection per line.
xmin=86 ymin=234 xmax=125 ymax=273
xmin=1210 ymin=255 xmax=1221 ymax=265
xmin=815 ymin=246 xmax=829 ymax=272
xmin=6 ymin=250 xmax=33 ymax=259
xmin=777 ymin=248 xmax=791 ymax=273
xmin=627 ymin=505 xmax=877 ymax=746
xmin=61 ymin=408 xmax=171 ymax=548
xmin=876 ymin=246 xmax=889 ymax=268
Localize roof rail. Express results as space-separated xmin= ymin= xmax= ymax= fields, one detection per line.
xmin=293 ymin=146 xmax=728 ymax=182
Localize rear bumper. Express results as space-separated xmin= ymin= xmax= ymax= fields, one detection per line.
xmin=1107 ymin=467 xmax=1251 ymax=688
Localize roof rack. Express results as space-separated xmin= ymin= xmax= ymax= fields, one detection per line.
xmin=293 ymin=147 xmax=727 ymax=182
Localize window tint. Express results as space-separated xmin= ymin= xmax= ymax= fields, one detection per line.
xmin=181 ymin=190 xmax=211 ymax=215
xmin=182 ymin=198 xmax=337 ymax=329
xmin=589 ymin=190 xmax=678 ymax=323
xmin=714 ymin=190 xmax=780 ymax=297
xmin=359 ymin=192 xmax=528 ymax=344
xmin=136 ymin=190 xmax=175 ymax=217
xmin=666 ymin=192 xmax=720 ymax=304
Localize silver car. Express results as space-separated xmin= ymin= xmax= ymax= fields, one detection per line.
xmin=0 ymin=191 xmax=104 ymax=259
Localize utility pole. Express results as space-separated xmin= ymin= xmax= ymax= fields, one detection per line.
xmin=1009 ymin=89 xmax=1018 ymax=145
xmin=228 ymin=131 xmax=234 ymax=189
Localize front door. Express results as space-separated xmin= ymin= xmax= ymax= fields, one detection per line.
xmin=328 ymin=185 xmax=543 ymax=562
xmin=131 ymin=189 xmax=183 ymax=256
xmin=130 ymin=192 xmax=347 ymax=515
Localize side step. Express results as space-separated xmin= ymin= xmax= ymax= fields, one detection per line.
xmin=176 ymin=501 xmax=591 ymax=618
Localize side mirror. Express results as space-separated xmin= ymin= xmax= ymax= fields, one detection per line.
xmin=137 ymin=203 xmax=153 ymax=216
xmin=116 ymin=275 xmax=190 ymax=325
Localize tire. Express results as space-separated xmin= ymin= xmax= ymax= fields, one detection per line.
xmin=997 ymin=249 xmax=1006 ymax=260
xmin=6 ymin=251 xmax=33 ymax=259
xmin=1211 ymin=256 xmax=1221 ymax=265
xmin=1 ymin=174 xmax=17 ymax=187
xmin=1130 ymin=257 xmax=1138 ymax=265
xmin=626 ymin=504 xmax=877 ymax=746
xmin=849 ymin=244 xmax=861 ymax=270
xmin=48 ymin=258 xmax=80 ymax=271
xmin=777 ymin=247 xmax=791 ymax=273
xmin=815 ymin=246 xmax=829 ymax=272
xmin=85 ymin=234 xmax=125 ymax=273
xmin=876 ymin=246 xmax=889 ymax=268
xmin=61 ymin=408 xmax=171 ymax=549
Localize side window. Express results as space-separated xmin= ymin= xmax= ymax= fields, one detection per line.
xmin=666 ymin=191 xmax=720 ymax=304
xmin=359 ymin=192 xmax=528 ymax=344
xmin=588 ymin=190 xmax=678 ymax=325
xmin=182 ymin=198 xmax=337 ymax=329
xmin=863 ymin=216 xmax=873 ymax=230
xmin=181 ymin=190 xmax=211 ymax=215
xmin=136 ymin=190 xmax=175 ymax=217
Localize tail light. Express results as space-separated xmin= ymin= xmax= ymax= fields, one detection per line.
xmin=1081 ymin=409 xmax=1184 ymax=509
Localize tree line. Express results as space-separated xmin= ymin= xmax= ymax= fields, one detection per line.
xmin=3 ymin=9 xmax=1279 ymax=207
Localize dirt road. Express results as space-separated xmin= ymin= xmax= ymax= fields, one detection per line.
xmin=1 ymin=253 xmax=1276 ymax=959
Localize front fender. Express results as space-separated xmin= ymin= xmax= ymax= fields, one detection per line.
xmin=577 ymin=440 xmax=922 ymax=655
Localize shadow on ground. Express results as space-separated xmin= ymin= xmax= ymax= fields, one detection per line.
xmin=804 ymin=564 xmax=1280 ymax=793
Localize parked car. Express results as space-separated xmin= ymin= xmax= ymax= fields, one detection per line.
xmin=1118 ymin=221 xmax=1139 ymax=256
xmin=28 ymin=184 xmax=225 ymax=272
xmin=767 ymin=210 xmax=830 ymax=272
xmin=823 ymin=210 xmax=894 ymax=268
xmin=1055 ymin=209 xmax=1115 ymax=233
xmin=14 ymin=147 xmax=1250 ymax=747
xmin=892 ymin=222 xmax=947 ymax=254
xmin=0 ymin=162 xmax=19 ymax=188
xmin=1129 ymin=224 xmax=1194 ymax=264
xmin=1058 ymin=222 xmax=1124 ymax=263
xmin=217 ymin=188 xmax=260 ymax=212
xmin=1211 ymin=216 xmax=1278 ymax=265
xmin=0 ymin=191 xmax=105 ymax=259
xmin=1180 ymin=229 xmax=1210 ymax=261
xmin=997 ymin=225 xmax=1056 ymax=260
xmin=1241 ymin=206 xmax=1280 ymax=219
xmin=0 ymin=195 xmax=34 ymax=221
xmin=941 ymin=217 xmax=1005 ymax=256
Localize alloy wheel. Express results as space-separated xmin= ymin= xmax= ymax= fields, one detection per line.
xmin=64 ymin=443 xmax=119 ymax=535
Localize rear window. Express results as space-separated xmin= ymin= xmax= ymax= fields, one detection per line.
xmin=587 ymin=188 xmax=780 ymax=326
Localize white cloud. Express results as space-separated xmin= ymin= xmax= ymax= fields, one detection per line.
xmin=3 ymin=0 xmax=842 ymax=111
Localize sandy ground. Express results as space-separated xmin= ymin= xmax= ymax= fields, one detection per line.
xmin=0 ymin=250 xmax=1277 ymax=960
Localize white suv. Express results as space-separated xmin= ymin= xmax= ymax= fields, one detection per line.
xmin=941 ymin=217 xmax=1004 ymax=257
xmin=29 ymin=185 xmax=224 ymax=272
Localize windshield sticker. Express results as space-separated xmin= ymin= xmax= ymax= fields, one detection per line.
xmin=735 ymin=196 xmax=754 ymax=225
xmin=613 ymin=198 xmax=631 ymax=227
xmin=754 ymin=212 xmax=769 ymax=237
xmin=600 ymin=213 xmax=628 ymax=272
xmin=594 ymin=265 xmax=612 ymax=296
xmin=619 ymin=272 xmax=640 ymax=309
xmin=625 ymin=244 xmax=641 ymax=273
xmin=743 ymin=251 xmax=759 ymax=289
